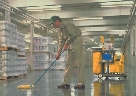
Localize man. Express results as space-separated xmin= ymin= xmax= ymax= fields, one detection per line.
xmin=50 ymin=16 xmax=85 ymax=89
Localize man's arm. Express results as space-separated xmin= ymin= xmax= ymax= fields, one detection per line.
xmin=58 ymin=34 xmax=65 ymax=54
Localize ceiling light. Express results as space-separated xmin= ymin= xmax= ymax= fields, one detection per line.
xmin=24 ymin=20 xmax=39 ymax=23
xmin=52 ymin=41 xmax=58 ymax=44
xmin=73 ymin=17 xmax=103 ymax=21
xmin=26 ymin=7 xmax=40 ymax=10
xmin=91 ymin=47 xmax=101 ymax=48
xmin=118 ymin=5 xmax=132 ymax=7
xmin=101 ymin=5 xmax=117 ymax=7
xmin=25 ymin=40 xmax=31 ymax=43
xmin=40 ymin=5 xmax=61 ymax=8
xmin=25 ymin=47 xmax=29 ymax=49
xmin=90 ymin=39 xmax=94 ymax=41
xmin=95 ymin=42 xmax=97 ymax=44
xmin=44 ymin=8 xmax=61 ymax=11
xmin=108 ymin=30 xmax=126 ymax=31
xmin=103 ymin=0 xmax=121 ymax=2
xmin=34 ymin=34 xmax=42 ymax=37
xmin=101 ymin=1 xmax=133 ymax=5
xmin=82 ymin=31 xmax=86 ymax=32
xmin=27 ymin=9 xmax=44 ymax=11
xmin=26 ymin=5 xmax=61 ymax=9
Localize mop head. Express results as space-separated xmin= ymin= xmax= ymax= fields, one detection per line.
xmin=17 ymin=85 xmax=34 ymax=89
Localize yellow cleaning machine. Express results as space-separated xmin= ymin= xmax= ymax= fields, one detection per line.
xmin=92 ymin=35 xmax=127 ymax=80
xmin=18 ymin=51 xmax=64 ymax=89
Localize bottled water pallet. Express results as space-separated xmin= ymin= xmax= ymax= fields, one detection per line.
xmin=19 ymin=74 xmax=27 ymax=77
xmin=34 ymin=69 xmax=45 ymax=71
xmin=0 ymin=74 xmax=27 ymax=80
xmin=33 ymin=51 xmax=50 ymax=54
xmin=0 ymin=75 xmax=20 ymax=80
xmin=18 ymin=55 xmax=26 ymax=57
xmin=0 ymin=46 xmax=20 ymax=52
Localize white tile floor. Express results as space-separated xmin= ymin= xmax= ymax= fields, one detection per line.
xmin=0 ymin=64 xmax=135 ymax=96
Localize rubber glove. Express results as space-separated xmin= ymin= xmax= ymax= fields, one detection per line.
xmin=56 ymin=51 xmax=61 ymax=60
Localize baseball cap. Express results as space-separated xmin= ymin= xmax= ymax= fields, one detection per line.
xmin=49 ymin=16 xmax=61 ymax=25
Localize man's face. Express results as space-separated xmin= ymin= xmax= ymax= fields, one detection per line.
xmin=53 ymin=20 xmax=60 ymax=28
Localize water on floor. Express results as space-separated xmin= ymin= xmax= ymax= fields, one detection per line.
xmin=0 ymin=65 xmax=135 ymax=96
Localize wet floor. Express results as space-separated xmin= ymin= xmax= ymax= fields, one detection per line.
xmin=0 ymin=65 xmax=135 ymax=96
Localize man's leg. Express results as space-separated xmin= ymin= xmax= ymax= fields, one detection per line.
xmin=73 ymin=37 xmax=85 ymax=89
xmin=58 ymin=49 xmax=74 ymax=88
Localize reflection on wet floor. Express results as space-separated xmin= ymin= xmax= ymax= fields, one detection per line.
xmin=0 ymin=65 xmax=135 ymax=96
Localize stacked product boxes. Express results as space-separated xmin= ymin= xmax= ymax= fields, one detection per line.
xmin=17 ymin=32 xmax=27 ymax=75
xmin=33 ymin=37 xmax=52 ymax=70
xmin=0 ymin=21 xmax=27 ymax=77
xmin=33 ymin=37 xmax=66 ymax=70
xmin=0 ymin=21 xmax=17 ymax=47
xmin=50 ymin=50 xmax=66 ymax=70
xmin=0 ymin=51 xmax=18 ymax=76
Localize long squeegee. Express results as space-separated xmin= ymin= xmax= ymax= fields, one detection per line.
xmin=17 ymin=51 xmax=64 ymax=89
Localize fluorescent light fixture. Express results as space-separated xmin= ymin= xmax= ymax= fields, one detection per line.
xmin=25 ymin=35 xmax=30 ymax=38
xmin=91 ymin=47 xmax=102 ymax=48
xmin=26 ymin=7 xmax=40 ymax=10
xmin=25 ymin=47 xmax=29 ymax=49
xmin=95 ymin=42 xmax=97 ymax=44
xmin=25 ymin=33 xmax=42 ymax=37
xmin=34 ymin=34 xmax=42 ymax=37
xmin=90 ymin=39 xmax=94 ymax=41
xmin=101 ymin=5 xmax=132 ymax=7
xmin=26 ymin=5 xmax=61 ymax=10
xmin=82 ymin=31 xmax=86 ymax=32
xmin=101 ymin=1 xmax=133 ymax=5
xmin=44 ymin=8 xmax=61 ymax=11
xmin=101 ymin=5 xmax=117 ymax=7
xmin=40 ymin=5 xmax=61 ymax=8
xmin=27 ymin=9 xmax=44 ymax=11
xmin=24 ymin=20 xmax=39 ymax=23
xmin=25 ymin=40 xmax=31 ymax=43
xmin=118 ymin=5 xmax=132 ymax=7
xmin=106 ymin=0 xmax=121 ymax=2
xmin=52 ymin=41 xmax=58 ymax=44
xmin=73 ymin=17 xmax=103 ymax=21
xmin=108 ymin=30 xmax=126 ymax=31
xmin=52 ymin=42 xmax=55 ymax=44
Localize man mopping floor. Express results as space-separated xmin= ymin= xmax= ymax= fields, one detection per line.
xmin=50 ymin=16 xmax=85 ymax=89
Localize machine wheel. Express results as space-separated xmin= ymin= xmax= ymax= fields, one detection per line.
xmin=124 ymin=76 xmax=127 ymax=79
xmin=105 ymin=77 xmax=109 ymax=80
xmin=98 ymin=74 xmax=103 ymax=78
xmin=98 ymin=79 xmax=103 ymax=83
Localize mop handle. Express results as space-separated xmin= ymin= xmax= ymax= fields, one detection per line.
xmin=34 ymin=51 xmax=65 ymax=85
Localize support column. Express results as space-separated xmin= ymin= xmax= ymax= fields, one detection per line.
xmin=5 ymin=11 xmax=10 ymax=22
xmin=5 ymin=0 xmax=10 ymax=22
xmin=30 ymin=22 xmax=34 ymax=70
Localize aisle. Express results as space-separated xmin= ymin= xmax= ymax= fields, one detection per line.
xmin=0 ymin=65 xmax=133 ymax=96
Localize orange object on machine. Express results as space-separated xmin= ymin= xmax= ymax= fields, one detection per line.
xmin=109 ymin=54 xmax=118 ymax=73
xmin=115 ymin=54 xmax=124 ymax=73
xmin=92 ymin=52 xmax=102 ymax=74
xmin=109 ymin=54 xmax=124 ymax=73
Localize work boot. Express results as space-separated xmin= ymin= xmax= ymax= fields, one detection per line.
xmin=58 ymin=84 xmax=70 ymax=89
xmin=74 ymin=84 xmax=85 ymax=89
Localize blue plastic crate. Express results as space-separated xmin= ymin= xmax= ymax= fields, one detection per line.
xmin=102 ymin=53 xmax=112 ymax=60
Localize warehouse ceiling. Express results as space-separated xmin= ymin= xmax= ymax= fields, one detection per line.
xmin=8 ymin=0 xmax=133 ymax=50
